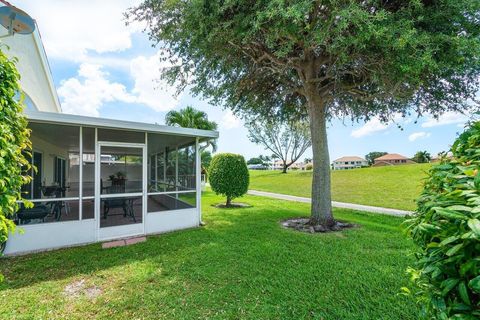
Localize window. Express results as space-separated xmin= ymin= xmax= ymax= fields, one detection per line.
xmin=16 ymin=122 xmax=81 ymax=225
xmin=147 ymin=133 xmax=197 ymax=213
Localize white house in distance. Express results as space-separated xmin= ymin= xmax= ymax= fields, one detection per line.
xmin=272 ymin=159 xmax=307 ymax=171
xmin=332 ymin=156 xmax=368 ymax=170
xmin=1 ymin=3 xmax=218 ymax=255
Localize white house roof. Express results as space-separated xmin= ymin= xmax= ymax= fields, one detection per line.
xmin=0 ymin=3 xmax=62 ymax=113
xmin=26 ymin=111 xmax=219 ymax=139
xmin=333 ymin=156 xmax=366 ymax=162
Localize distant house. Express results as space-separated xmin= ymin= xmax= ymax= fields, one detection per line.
xmin=373 ymin=153 xmax=416 ymax=166
xmin=332 ymin=156 xmax=368 ymax=170
xmin=272 ymin=160 xmax=307 ymax=171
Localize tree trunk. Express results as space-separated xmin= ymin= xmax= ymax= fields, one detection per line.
xmin=306 ymin=93 xmax=335 ymax=227
xmin=282 ymin=162 xmax=287 ymax=173
xmin=226 ymin=196 xmax=232 ymax=207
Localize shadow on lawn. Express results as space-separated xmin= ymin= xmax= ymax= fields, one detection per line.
xmin=0 ymin=202 xmax=404 ymax=292
xmin=0 ymin=206 xmax=296 ymax=290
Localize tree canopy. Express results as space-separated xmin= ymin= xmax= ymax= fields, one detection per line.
xmin=129 ymin=0 xmax=479 ymax=121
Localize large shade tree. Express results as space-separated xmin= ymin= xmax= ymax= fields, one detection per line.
xmin=129 ymin=0 xmax=480 ymax=229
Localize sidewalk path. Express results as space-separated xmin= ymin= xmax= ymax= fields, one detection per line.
xmin=247 ymin=190 xmax=412 ymax=217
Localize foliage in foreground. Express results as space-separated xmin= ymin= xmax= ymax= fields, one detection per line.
xmin=209 ymin=153 xmax=249 ymax=206
xmin=404 ymin=121 xmax=480 ymax=319
xmin=0 ymin=49 xmax=31 ymax=265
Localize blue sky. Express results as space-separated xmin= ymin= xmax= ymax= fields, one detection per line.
xmin=16 ymin=0 xmax=474 ymax=161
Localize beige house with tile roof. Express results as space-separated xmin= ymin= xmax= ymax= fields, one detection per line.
xmin=373 ymin=153 xmax=416 ymax=166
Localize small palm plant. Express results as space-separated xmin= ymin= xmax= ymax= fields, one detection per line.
xmin=165 ymin=106 xmax=218 ymax=152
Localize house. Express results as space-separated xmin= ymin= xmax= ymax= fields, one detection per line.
xmin=272 ymin=160 xmax=307 ymax=171
xmin=1 ymin=5 xmax=61 ymax=113
xmin=372 ymin=153 xmax=416 ymax=166
xmin=2 ymin=3 xmax=218 ymax=255
xmin=332 ymin=156 xmax=367 ymax=170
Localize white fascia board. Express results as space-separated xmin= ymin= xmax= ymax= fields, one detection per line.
xmin=25 ymin=110 xmax=219 ymax=139
xmin=31 ymin=26 xmax=62 ymax=113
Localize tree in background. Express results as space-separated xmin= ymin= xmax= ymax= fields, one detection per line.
xmin=247 ymin=157 xmax=263 ymax=165
xmin=247 ymin=155 xmax=271 ymax=166
xmin=201 ymin=150 xmax=212 ymax=173
xmin=246 ymin=117 xmax=311 ymax=174
xmin=0 ymin=50 xmax=32 ymax=263
xmin=129 ymin=0 xmax=480 ymax=230
xmin=365 ymin=152 xmax=388 ymax=166
xmin=165 ymin=106 xmax=218 ymax=152
xmin=412 ymin=150 xmax=431 ymax=164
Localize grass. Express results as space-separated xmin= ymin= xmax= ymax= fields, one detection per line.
xmin=250 ymin=163 xmax=432 ymax=210
xmin=0 ymin=192 xmax=418 ymax=319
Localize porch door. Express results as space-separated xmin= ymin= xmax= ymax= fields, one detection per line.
xmin=96 ymin=143 xmax=146 ymax=241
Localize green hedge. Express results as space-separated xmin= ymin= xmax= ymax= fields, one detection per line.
xmin=0 ymin=50 xmax=31 ymax=263
xmin=404 ymin=121 xmax=480 ymax=319
xmin=209 ymin=153 xmax=249 ymax=206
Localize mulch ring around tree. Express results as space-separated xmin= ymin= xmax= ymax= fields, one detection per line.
xmin=281 ymin=218 xmax=357 ymax=233
xmin=212 ymin=203 xmax=252 ymax=209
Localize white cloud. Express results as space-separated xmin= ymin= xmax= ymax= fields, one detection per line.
xmin=351 ymin=118 xmax=389 ymax=138
xmin=57 ymin=63 xmax=136 ymax=116
xmin=58 ymin=54 xmax=180 ymax=116
xmin=421 ymin=111 xmax=469 ymax=128
xmin=221 ymin=111 xmax=241 ymax=129
xmin=408 ymin=131 xmax=431 ymax=142
xmin=15 ymin=0 xmax=143 ymax=61
xmin=350 ymin=114 xmax=413 ymax=138
xmin=130 ymin=53 xmax=180 ymax=112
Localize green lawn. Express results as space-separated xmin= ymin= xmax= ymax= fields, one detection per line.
xmin=250 ymin=163 xmax=432 ymax=210
xmin=0 ymin=192 xmax=418 ymax=319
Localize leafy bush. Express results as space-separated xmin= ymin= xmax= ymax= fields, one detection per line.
xmin=209 ymin=153 xmax=249 ymax=206
xmin=306 ymin=163 xmax=313 ymax=170
xmin=0 ymin=50 xmax=31 ymax=262
xmin=404 ymin=121 xmax=480 ymax=319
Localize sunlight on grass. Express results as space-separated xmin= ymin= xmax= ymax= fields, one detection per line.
xmin=250 ymin=163 xmax=431 ymax=210
xmin=0 ymin=192 xmax=419 ymax=319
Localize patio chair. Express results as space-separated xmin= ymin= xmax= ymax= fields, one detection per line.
xmin=41 ymin=186 xmax=67 ymax=221
xmin=101 ymin=179 xmax=136 ymax=222
xmin=16 ymin=203 xmax=50 ymax=225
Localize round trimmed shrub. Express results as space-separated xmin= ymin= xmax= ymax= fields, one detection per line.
xmin=209 ymin=153 xmax=249 ymax=206
xmin=306 ymin=163 xmax=313 ymax=170
xmin=404 ymin=121 xmax=480 ymax=319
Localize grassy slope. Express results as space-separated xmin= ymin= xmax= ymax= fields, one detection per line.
xmin=1 ymin=192 xmax=418 ymax=319
xmin=250 ymin=163 xmax=431 ymax=210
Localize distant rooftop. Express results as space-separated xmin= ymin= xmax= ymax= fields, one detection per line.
xmin=374 ymin=153 xmax=409 ymax=161
xmin=333 ymin=156 xmax=366 ymax=162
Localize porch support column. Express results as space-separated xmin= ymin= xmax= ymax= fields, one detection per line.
xmin=79 ymin=126 xmax=83 ymax=220
xmin=195 ymin=137 xmax=202 ymax=225
xmin=164 ymin=148 xmax=168 ymax=192
xmin=175 ymin=146 xmax=179 ymax=199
